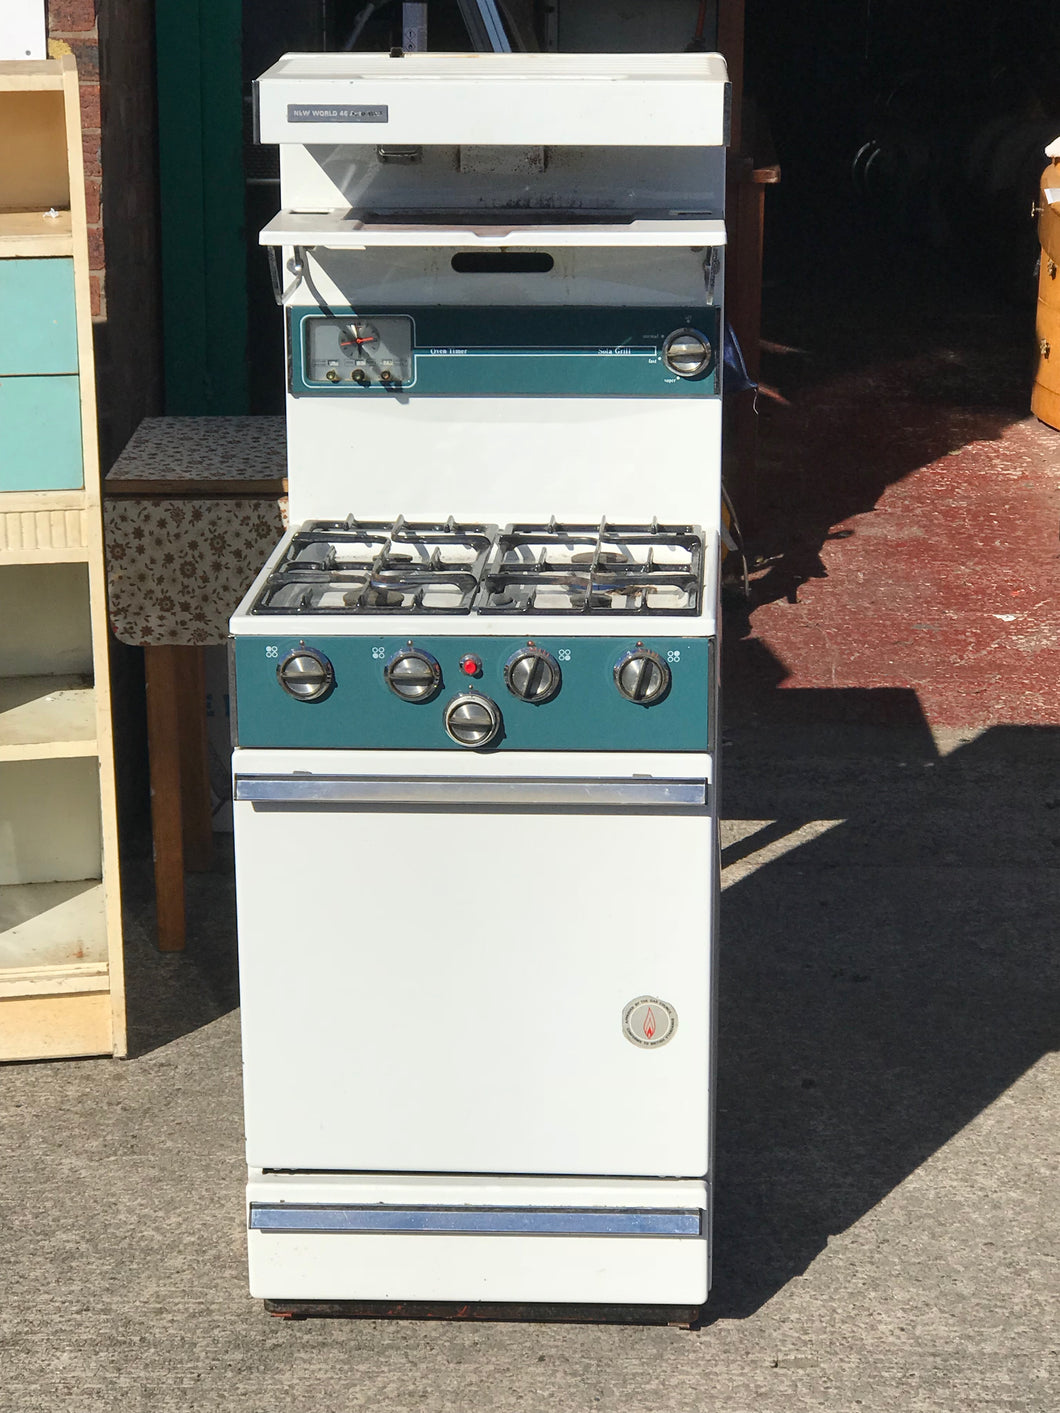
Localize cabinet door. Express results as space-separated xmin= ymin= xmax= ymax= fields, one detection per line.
xmin=0 ymin=375 xmax=83 ymax=490
xmin=0 ymin=259 xmax=78 ymax=375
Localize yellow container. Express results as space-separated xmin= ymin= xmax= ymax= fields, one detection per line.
xmin=1033 ymin=144 xmax=1060 ymax=429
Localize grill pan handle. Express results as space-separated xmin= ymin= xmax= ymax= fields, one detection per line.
xmin=234 ymin=774 xmax=707 ymax=808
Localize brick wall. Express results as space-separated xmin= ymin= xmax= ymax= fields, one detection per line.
xmin=45 ymin=1 xmax=105 ymax=318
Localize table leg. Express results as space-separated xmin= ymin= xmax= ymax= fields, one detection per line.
xmin=178 ymin=647 xmax=215 ymax=873
xmin=144 ymin=645 xmax=186 ymax=952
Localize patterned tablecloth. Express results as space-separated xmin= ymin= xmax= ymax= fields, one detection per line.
xmin=103 ymin=417 xmax=288 ymax=646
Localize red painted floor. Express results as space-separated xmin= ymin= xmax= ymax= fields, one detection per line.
xmin=724 ymin=218 xmax=1060 ymax=729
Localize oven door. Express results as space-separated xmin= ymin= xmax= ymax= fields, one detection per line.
xmin=233 ymin=748 xmax=715 ymax=1179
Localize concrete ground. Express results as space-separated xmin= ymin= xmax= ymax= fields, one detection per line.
xmin=4 ymin=206 xmax=1058 ymax=1409
xmin=2 ymin=716 xmax=1057 ymax=1411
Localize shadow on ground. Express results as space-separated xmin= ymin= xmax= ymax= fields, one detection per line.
xmin=120 ymin=834 xmax=239 ymax=1059
xmin=708 ymin=681 xmax=1060 ymax=1319
xmin=117 ymin=684 xmax=1060 ymax=1325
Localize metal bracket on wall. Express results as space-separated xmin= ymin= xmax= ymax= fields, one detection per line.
xmin=269 ymin=246 xmax=307 ymax=306
xmin=703 ymin=248 xmax=721 ymax=304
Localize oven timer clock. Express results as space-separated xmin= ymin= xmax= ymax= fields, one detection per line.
xmin=304 ymin=315 xmax=414 ymax=385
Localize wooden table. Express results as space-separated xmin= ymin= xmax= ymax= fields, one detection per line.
xmin=104 ymin=417 xmax=287 ymax=951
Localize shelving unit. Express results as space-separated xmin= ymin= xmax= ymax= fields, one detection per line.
xmin=0 ymin=55 xmax=125 ymax=1060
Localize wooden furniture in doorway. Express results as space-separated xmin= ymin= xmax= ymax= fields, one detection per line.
xmin=104 ymin=416 xmax=287 ymax=951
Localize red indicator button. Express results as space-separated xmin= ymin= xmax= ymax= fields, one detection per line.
xmin=459 ymin=654 xmax=482 ymax=677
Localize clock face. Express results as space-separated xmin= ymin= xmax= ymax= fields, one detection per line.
xmin=303 ymin=316 xmax=414 ymax=385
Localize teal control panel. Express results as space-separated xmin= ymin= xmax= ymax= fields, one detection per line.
xmin=233 ymin=634 xmax=713 ymax=752
xmin=288 ymin=306 xmax=721 ymax=398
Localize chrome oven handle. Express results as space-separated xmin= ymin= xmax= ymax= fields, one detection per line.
xmin=234 ymin=775 xmax=707 ymax=808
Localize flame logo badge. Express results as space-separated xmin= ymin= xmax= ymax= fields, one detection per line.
xmin=622 ymin=996 xmax=678 ymax=1048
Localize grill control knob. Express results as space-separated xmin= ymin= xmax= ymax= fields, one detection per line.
xmin=662 ymin=327 xmax=714 ymax=379
xmin=504 ymin=646 xmax=561 ymax=704
xmin=385 ymin=647 xmax=441 ymax=702
xmin=444 ymin=693 xmax=502 ymax=748
xmin=276 ymin=646 xmax=334 ymax=702
xmin=614 ymin=648 xmax=671 ymax=705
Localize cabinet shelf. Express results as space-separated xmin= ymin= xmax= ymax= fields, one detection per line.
xmin=0 ymin=543 xmax=90 ymax=565
xmin=0 ymin=879 xmax=107 ymax=977
xmin=0 ymin=61 xmax=65 ymax=92
xmin=0 ymin=959 xmax=108 ymax=998
xmin=0 ymin=881 xmax=112 ymax=1060
xmin=0 ymin=208 xmax=73 ymax=257
xmin=0 ymin=503 xmax=90 ymax=562
xmin=0 ymin=674 xmax=96 ymax=760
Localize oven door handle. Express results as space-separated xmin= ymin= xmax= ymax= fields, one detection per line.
xmin=234 ymin=774 xmax=707 ymax=808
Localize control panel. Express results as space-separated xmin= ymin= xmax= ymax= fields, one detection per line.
xmin=235 ymin=635 xmax=713 ymax=752
xmin=303 ymin=316 xmax=414 ymax=385
xmin=288 ymin=306 xmax=722 ymax=398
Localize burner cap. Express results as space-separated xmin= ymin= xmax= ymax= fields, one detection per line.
xmin=291 ymin=542 xmax=336 ymax=570
xmin=363 ymin=587 xmax=406 ymax=608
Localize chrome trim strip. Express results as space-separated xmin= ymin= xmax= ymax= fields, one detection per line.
xmin=249 ymin=1204 xmax=703 ymax=1237
xmin=234 ymin=775 xmax=707 ymax=808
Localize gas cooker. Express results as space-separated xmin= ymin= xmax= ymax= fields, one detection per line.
xmin=235 ymin=50 xmax=727 ymax=1316
xmin=250 ymin=515 xmax=704 ymax=618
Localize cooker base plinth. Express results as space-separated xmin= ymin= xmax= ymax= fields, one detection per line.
xmin=264 ymin=1299 xmax=703 ymax=1327
xmin=247 ymin=1172 xmax=711 ymax=1310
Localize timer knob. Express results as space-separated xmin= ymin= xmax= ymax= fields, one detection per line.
xmin=444 ymin=693 xmax=502 ymax=748
xmin=614 ymin=648 xmax=671 ymax=705
xmin=504 ymin=646 xmax=561 ymax=703
xmin=385 ymin=647 xmax=441 ymax=702
xmin=276 ymin=646 xmax=334 ymax=702
xmin=662 ymin=327 xmax=714 ymax=379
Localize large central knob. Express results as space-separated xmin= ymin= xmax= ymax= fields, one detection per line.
xmin=444 ymin=693 xmax=502 ymax=747
xmin=614 ymin=647 xmax=671 ymax=705
xmin=504 ymin=646 xmax=561 ymax=703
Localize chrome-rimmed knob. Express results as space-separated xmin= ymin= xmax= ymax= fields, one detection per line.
xmin=614 ymin=647 xmax=671 ymax=705
xmin=662 ymin=327 xmax=714 ymax=379
xmin=444 ymin=693 xmax=502 ymax=748
xmin=504 ymin=646 xmax=561 ymax=704
xmin=276 ymin=646 xmax=334 ymax=702
xmin=385 ymin=647 xmax=441 ymax=702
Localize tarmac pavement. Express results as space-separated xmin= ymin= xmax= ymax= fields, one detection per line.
xmin=2 ymin=718 xmax=1056 ymax=1412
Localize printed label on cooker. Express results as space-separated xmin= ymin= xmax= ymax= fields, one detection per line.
xmin=287 ymin=104 xmax=389 ymax=123
xmin=622 ymin=996 xmax=678 ymax=1049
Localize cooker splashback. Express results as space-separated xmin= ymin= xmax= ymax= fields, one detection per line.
xmin=282 ymin=246 xmax=722 ymax=526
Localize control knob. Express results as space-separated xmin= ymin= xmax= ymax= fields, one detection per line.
xmin=614 ymin=647 xmax=671 ymax=705
xmin=444 ymin=693 xmax=502 ymax=748
xmin=385 ymin=646 xmax=441 ymax=701
xmin=504 ymin=646 xmax=561 ymax=703
xmin=276 ymin=646 xmax=334 ymax=702
xmin=662 ymin=327 xmax=714 ymax=379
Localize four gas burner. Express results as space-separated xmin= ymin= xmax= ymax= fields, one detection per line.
xmin=253 ymin=516 xmax=704 ymax=616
